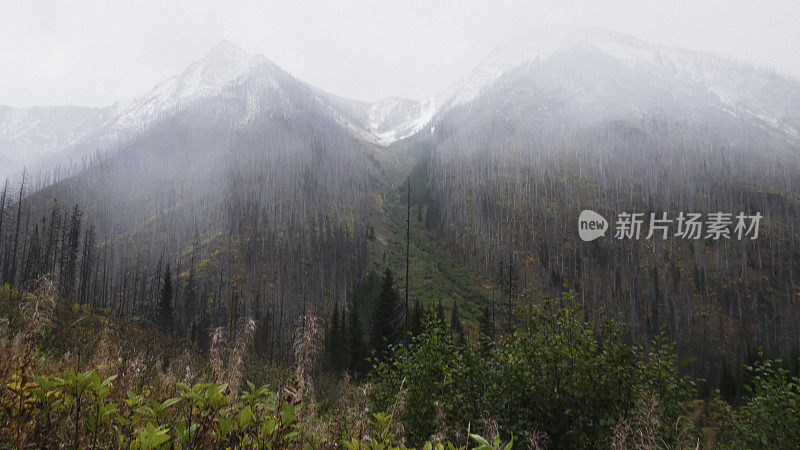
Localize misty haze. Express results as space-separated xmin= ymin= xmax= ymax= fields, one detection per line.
xmin=1 ymin=2 xmax=799 ymax=448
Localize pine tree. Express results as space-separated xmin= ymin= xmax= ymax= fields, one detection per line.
xmin=347 ymin=300 xmax=365 ymax=374
xmin=370 ymin=267 xmax=400 ymax=361
xmin=159 ymin=264 xmax=174 ymax=331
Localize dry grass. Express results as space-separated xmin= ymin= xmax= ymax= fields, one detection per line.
xmin=208 ymin=326 xmax=226 ymax=384
xmin=610 ymin=397 xmax=699 ymax=450
xmin=525 ymin=430 xmax=548 ymax=450
xmin=0 ymin=276 xmax=57 ymax=446
xmin=287 ymin=309 xmax=321 ymax=407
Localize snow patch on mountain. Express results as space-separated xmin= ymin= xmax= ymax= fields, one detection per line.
xmin=110 ymin=40 xmax=270 ymax=131
xmin=365 ymin=97 xmax=429 ymax=144
xmin=1 ymin=41 xmax=290 ymax=180
xmin=372 ymin=26 xmax=800 ymax=144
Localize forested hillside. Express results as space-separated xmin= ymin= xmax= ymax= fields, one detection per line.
xmin=417 ymin=45 xmax=800 ymax=384
xmin=0 ymin=50 xmax=389 ymax=365
xmin=2 ymin=32 xmax=800 ymax=448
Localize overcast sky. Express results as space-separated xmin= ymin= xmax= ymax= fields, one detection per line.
xmin=2 ymin=0 xmax=799 ymax=107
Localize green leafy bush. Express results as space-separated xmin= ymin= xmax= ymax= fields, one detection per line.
xmin=372 ymin=292 xmax=697 ymax=448
xmin=719 ymin=356 xmax=800 ymax=449
xmin=372 ymin=318 xmax=487 ymax=446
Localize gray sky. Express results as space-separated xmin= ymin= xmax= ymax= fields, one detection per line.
xmin=2 ymin=0 xmax=799 ymax=107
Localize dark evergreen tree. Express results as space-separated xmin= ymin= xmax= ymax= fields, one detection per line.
xmin=159 ymin=263 xmax=174 ymax=331
xmin=478 ymin=305 xmax=494 ymax=340
xmin=347 ymin=300 xmax=366 ymax=374
xmin=370 ymin=267 xmax=401 ymax=361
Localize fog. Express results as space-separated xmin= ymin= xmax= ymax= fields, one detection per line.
xmin=2 ymin=0 xmax=799 ymax=107
xmin=1 ymin=0 xmax=800 ymax=425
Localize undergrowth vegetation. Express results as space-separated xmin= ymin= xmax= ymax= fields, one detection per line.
xmin=0 ymin=279 xmax=798 ymax=448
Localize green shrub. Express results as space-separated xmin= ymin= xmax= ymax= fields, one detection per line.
xmin=372 ymin=318 xmax=487 ymax=446
xmin=371 ymin=292 xmax=696 ymax=449
xmin=720 ymin=356 xmax=800 ymax=449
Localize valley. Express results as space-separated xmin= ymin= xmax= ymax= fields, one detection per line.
xmin=1 ymin=26 xmax=800 ymax=448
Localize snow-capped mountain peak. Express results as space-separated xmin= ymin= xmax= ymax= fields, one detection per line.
xmin=110 ymin=40 xmax=269 ymax=129
xmin=369 ymin=26 xmax=658 ymax=144
xmin=368 ymin=26 xmax=800 ymax=145
xmin=0 ymin=40 xmax=286 ymax=181
xmin=443 ymin=27 xmax=650 ymax=107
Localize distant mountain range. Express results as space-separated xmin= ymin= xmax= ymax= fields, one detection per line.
xmin=4 ymin=27 xmax=799 ymax=182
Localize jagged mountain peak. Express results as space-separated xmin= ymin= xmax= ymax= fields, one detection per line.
xmin=110 ymin=40 xmax=271 ymax=123
xmin=196 ymin=40 xmax=276 ymax=84
xmin=0 ymin=40 xmax=330 ymax=181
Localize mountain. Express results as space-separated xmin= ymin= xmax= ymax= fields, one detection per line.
xmin=373 ymin=26 xmax=800 ymax=144
xmin=3 ymin=41 xmax=388 ymax=357
xmin=105 ymin=40 xmax=272 ymax=131
xmin=365 ymin=97 xmax=424 ymax=144
xmin=406 ymin=27 xmax=800 ymax=378
xmin=0 ymin=105 xmax=109 ymax=181
xmin=1 ymin=40 xmax=381 ymax=182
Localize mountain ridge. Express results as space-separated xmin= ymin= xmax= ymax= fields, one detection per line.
xmin=369 ymin=26 xmax=800 ymax=144
xmin=3 ymin=29 xmax=800 ymax=182
xmin=0 ymin=40 xmax=380 ymax=182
